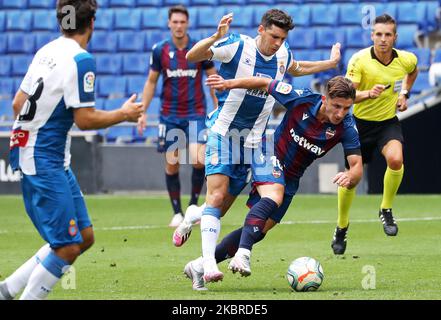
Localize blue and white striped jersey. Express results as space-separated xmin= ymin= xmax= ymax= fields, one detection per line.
xmin=10 ymin=36 xmax=96 ymax=175
xmin=208 ymin=33 xmax=293 ymax=148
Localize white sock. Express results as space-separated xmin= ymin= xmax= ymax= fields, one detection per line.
xmin=200 ymin=214 xmax=221 ymax=271
xmin=5 ymin=244 xmax=52 ymax=297
xmin=185 ymin=203 xmax=205 ymax=225
xmin=19 ymin=263 xmax=60 ymax=300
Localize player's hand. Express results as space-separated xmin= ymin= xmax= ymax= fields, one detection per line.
xmin=368 ymin=84 xmax=387 ymax=99
xmin=333 ymin=171 xmax=353 ymax=188
xmin=330 ymin=43 xmax=341 ymax=68
xmin=137 ymin=113 xmax=147 ymax=135
xmin=205 ymin=74 xmax=229 ymax=92
xmin=121 ymin=94 xmax=144 ymax=122
xmin=214 ymin=13 xmax=233 ymax=40
xmin=396 ymin=94 xmax=408 ymax=112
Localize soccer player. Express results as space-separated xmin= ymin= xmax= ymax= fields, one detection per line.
xmin=183 ymin=74 xmax=362 ymax=290
xmin=180 ymin=9 xmax=341 ymax=283
xmin=137 ymin=5 xmax=218 ymax=228
xmin=0 ymin=0 xmax=143 ymax=300
xmin=331 ymin=14 xmax=419 ymax=254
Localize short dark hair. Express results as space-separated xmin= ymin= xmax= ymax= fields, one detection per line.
xmin=56 ymin=0 xmax=97 ymax=35
xmin=261 ymin=9 xmax=294 ymax=32
xmin=168 ymin=5 xmax=189 ymax=20
xmin=326 ymin=76 xmax=356 ymax=101
xmin=374 ymin=13 xmax=397 ymax=33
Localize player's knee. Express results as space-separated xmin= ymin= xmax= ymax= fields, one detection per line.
xmin=81 ymin=234 xmax=95 ymax=253
xmin=54 ymin=244 xmax=82 ymax=263
xmin=193 ymin=162 xmax=204 ymax=170
xmin=208 ymin=190 xmax=226 ymax=208
xmin=165 ymin=162 xmax=179 ymax=175
xmin=387 ymin=157 xmax=403 ymax=171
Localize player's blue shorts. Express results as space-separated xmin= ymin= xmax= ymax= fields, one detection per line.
xmin=157 ymin=116 xmax=207 ymax=153
xmin=21 ymin=168 xmax=92 ymax=249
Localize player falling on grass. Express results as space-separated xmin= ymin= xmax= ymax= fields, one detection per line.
xmin=137 ymin=5 xmax=218 ymax=228
xmin=181 ymin=9 xmax=341 ymax=283
xmin=0 ymin=0 xmax=143 ymax=300
xmin=182 ymin=75 xmax=362 ymax=290
xmin=331 ymin=14 xmax=419 ymax=254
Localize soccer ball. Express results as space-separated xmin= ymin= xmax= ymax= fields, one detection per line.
xmin=286 ymin=257 xmax=324 ymax=292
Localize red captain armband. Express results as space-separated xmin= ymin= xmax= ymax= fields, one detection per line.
xmin=10 ymin=129 xmax=29 ymax=150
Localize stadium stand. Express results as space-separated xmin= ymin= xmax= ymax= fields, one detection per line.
xmin=0 ymin=0 xmax=439 ymax=143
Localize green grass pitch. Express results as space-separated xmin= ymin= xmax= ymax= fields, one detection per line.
xmin=1 ymin=194 xmax=440 ymax=300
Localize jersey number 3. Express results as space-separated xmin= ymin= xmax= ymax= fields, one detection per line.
xmin=19 ymin=77 xmax=44 ymax=122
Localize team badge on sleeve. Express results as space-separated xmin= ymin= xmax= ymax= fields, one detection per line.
xmin=68 ymin=219 xmax=78 ymax=237
xmin=275 ymin=82 xmax=292 ymax=94
xmin=83 ymin=72 xmax=95 ymax=93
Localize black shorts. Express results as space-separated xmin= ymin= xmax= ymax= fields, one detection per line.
xmin=352 ymin=116 xmax=404 ymax=165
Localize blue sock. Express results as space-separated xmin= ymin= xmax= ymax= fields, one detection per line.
xmin=41 ymin=252 xmax=70 ymax=278
xmin=239 ymin=197 xmax=278 ymax=251
xmin=165 ymin=172 xmax=182 ymax=215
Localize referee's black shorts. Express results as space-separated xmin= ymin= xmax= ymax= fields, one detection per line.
xmin=345 ymin=116 xmax=404 ymax=168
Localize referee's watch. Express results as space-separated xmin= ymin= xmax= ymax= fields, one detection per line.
xmin=400 ymin=89 xmax=410 ymax=99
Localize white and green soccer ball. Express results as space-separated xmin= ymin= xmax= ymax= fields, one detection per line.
xmin=286 ymin=257 xmax=324 ymax=292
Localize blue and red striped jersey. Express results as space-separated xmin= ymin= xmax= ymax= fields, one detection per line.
xmin=268 ymin=80 xmax=360 ymax=180
xmin=150 ymin=36 xmax=214 ymax=121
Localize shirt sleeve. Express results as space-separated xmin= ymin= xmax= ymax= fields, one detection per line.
xmin=64 ymin=52 xmax=96 ymax=109
xmin=341 ymin=115 xmax=361 ymax=156
xmin=150 ymin=43 xmax=162 ymax=72
xmin=403 ymin=51 xmax=418 ymax=74
xmin=267 ymin=79 xmax=314 ymax=110
xmin=201 ymin=59 xmax=215 ymax=70
xmin=210 ymin=33 xmax=242 ymax=63
xmin=345 ymin=53 xmax=362 ymax=84
xmin=20 ymin=60 xmax=35 ymax=95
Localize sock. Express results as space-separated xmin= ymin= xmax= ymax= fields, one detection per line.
xmin=200 ymin=206 xmax=221 ymax=269
xmin=4 ymin=244 xmax=52 ymax=297
xmin=381 ymin=165 xmax=404 ymax=209
xmin=165 ymin=172 xmax=182 ymax=215
xmin=184 ymin=203 xmax=205 ymax=225
xmin=189 ymin=168 xmax=205 ymax=206
xmin=215 ymin=227 xmax=243 ymax=263
xmin=19 ymin=252 xmax=69 ymax=300
xmin=337 ymin=186 xmax=356 ymax=228
xmin=239 ymin=197 xmax=277 ymax=251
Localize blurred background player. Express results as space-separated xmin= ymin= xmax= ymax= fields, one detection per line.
xmin=0 ymin=0 xmax=143 ymax=300
xmin=332 ymin=14 xmax=419 ymax=254
xmin=183 ymin=74 xmax=362 ymax=290
xmin=184 ymin=9 xmax=341 ymax=283
xmin=137 ymin=5 xmax=218 ymax=228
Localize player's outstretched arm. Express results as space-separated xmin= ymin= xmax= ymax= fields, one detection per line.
xmin=74 ymin=94 xmax=143 ymax=130
xmin=186 ymin=13 xmax=233 ymax=62
xmin=205 ymin=74 xmax=271 ymax=92
xmin=333 ymin=154 xmax=363 ymax=189
xmin=288 ymin=43 xmax=341 ymax=76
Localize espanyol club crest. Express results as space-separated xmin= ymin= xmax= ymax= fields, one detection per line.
xmin=279 ymin=62 xmax=285 ymax=74
xmin=68 ymin=219 xmax=78 ymax=237
xmin=325 ymin=127 xmax=336 ymax=139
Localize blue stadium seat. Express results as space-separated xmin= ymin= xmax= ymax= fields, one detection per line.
xmin=164 ymin=0 xmax=189 ymax=4
xmin=95 ymin=98 xmax=105 ymax=110
xmin=0 ymin=56 xmax=11 ymax=77
xmin=0 ymin=99 xmax=14 ymax=121
xmin=0 ymin=79 xmax=15 ymax=98
xmin=197 ymin=7 xmax=226 ymax=28
xmin=145 ymin=30 xmax=169 ymax=51
xmin=94 ymin=9 xmax=114 ymax=30
xmin=342 ymin=48 xmax=360 ymax=70
xmin=291 ymin=75 xmax=315 ymax=89
xmin=97 ymin=76 xmax=127 ymax=98
xmin=433 ymin=49 xmax=441 ymax=63
xmin=397 ymin=2 xmax=426 ymax=26
xmin=411 ymin=71 xmax=430 ymax=94
xmin=223 ymin=6 xmax=253 ymax=28
xmin=98 ymin=0 xmax=109 ymax=8
xmin=141 ymin=7 xmax=168 ymax=29
xmin=288 ymin=28 xmax=315 ymax=49
xmin=127 ymin=75 xmax=146 ymax=95
xmin=105 ymin=126 xmax=135 ymax=143
xmin=28 ymin=0 xmax=56 ymax=8
xmin=425 ymin=1 xmax=440 ymax=32
xmin=315 ymin=27 xmax=345 ymax=49
xmin=95 ymin=54 xmax=123 ymax=75
xmin=408 ymin=48 xmax=431 ymax=71
xmin=89 ymin=31 xmax=118 ymax=52
xmin=2 ymin=0 xmax=28 ymax=9
xmin=33 ymin=10 xmax=58 ymax=31
xmin=123 ymin=53 xmax=149 ymax=74
xmin=0 ymin=34 xmax=8 ymax=54
xmin=293 ymin=50 xmax=322 ymax=62
xmin=13 ymin=77 xmax=23 ymax=93
xmin=7 ymin=33 xmax=35 ymax=54
xmin=147 ymin=97 xmax=161 ymax=117
xmin=136 ymin=0 xmax=163 ymax=6
xmin=6 ymin=11 xmax=32 ymax=31
xmin=345 ymin=26 xmax=371 ymax=49
xmin=193 ymin=0 xmax=218 ymax=5
xmin=284 ymin=5 xmax=310 ymax=27
xmin=118 ymin=31 xmax=146 ymax=52
xmin=339 ymin=3 xmax=365 ymax=26
xmin=34 ymin=32 xmax=58 ymax=50
xmin=11 ymin=55 xmax=33 ymax=76
xmin=114 ymin=9 xmax=141 ymax=30
xmin=0 ymin=12 xmax=5 ymax=32
xmin=375 ymin=3 xmax=397 ymax=20
xmin=252 ymin=5 xmax=271 ymax=27
xmin=109 ymin=0 xmax=135 ymax=7
xmin=310 ymin=4 xmax=338 ymax=26
xmin=248 ymin=0 xmax=274 ymax=4
xmin=396 ymin=24 xmax=419 ymax=49
xmin=104 ymin=97 xmax=127 ymax=110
